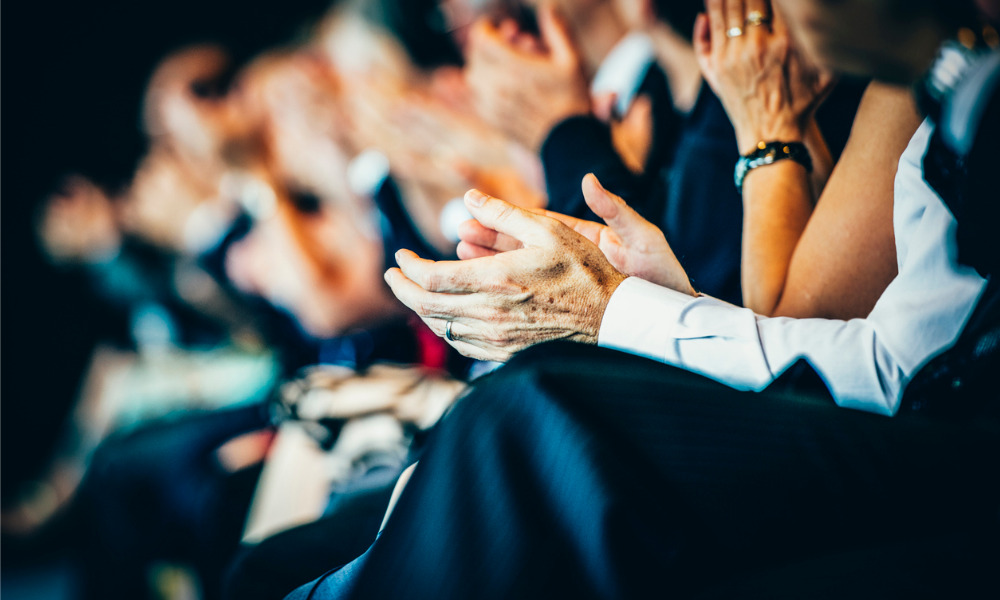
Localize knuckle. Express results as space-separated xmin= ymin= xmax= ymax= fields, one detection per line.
xmin=493 ymin=201 xmax=515 ymax=224
xmin=415 ymin=299 xmax=439 ymax=317
xmin=420 ymin=270 xmax=441 ymax=291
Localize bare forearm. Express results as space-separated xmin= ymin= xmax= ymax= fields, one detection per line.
xmin=769 ymin=83 xmax=920 ymax=319
xmin=740 ymin=160 xmax=814 ymax=315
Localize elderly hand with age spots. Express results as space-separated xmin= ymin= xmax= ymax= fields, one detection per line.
xmin=384 ymin=175 xmax=696 ymax=361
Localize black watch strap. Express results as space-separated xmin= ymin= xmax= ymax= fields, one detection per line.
xmin=734 ymin=141 xmax=812 ymax=193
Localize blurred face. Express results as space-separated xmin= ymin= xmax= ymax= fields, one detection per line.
xmin=773 ymin=0 xmax=948 ymax=84
xmin=235 ymin=52 xmax=356 ymax=205
xmin=224 ymin=181 xmax=399 ymax=339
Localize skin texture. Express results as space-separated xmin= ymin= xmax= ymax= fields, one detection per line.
xmin=384 ymin=189 xmax=628 ymax=362
xmin=769 ymin=82 xmax=921 ymax=319
xmin=459 ymin=174 xmax=695 ymax=296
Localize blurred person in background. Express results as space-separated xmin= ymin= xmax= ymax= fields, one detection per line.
xmin=28 ymin=2 xmax=551 ymax=598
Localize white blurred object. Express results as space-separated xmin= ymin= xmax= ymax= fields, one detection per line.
xmin=347 ymin=149 xmax=391 ymax=197
xmin=439 ymin=197 xmax=473 ymax=243
xmin=590 ymin=32 xmax=656 ymax=119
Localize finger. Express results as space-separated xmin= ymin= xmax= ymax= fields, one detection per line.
xmin=384 ymin=268 xmax=473 ymax=319
xmin=771 ymin=2 xmax=788 ymax=38
xmin=591 ymin=91 xmax=617 ymax=122
xmin=457 ymin=219 xmax=523 ymax=252
xmin=513 ymin=31 xmax=544 ymax=53
xmin=581 ymin=174 xmax=653 ymax=242
xmin=725 ymin=0 xmax=746 ymax=34
xmin=463 ymin=189 xmax=558 ymax=248
xmin=744 ymin=0 xmax=769 ymax=22
xmin=705 ymin=0 xmax=728 ymax=46
xmin=468 ymin=17 xmax=520 ymax=65
xmin=456 ymin=241 xmax=499 ymax=260
xmin=536 ymin=1 xmax=578 ymax=65
xmin=394 ymin=249 xmax=491 ymax=294
xmin=420 ymin=317 xmax=498 ymax=360
xmin=498 ymin=18 xmax=519 ymax=43
xmin=693 ymin=13 xmax=712 ymax=64
xmin=540 ymin=209 xmax=606 ymax=246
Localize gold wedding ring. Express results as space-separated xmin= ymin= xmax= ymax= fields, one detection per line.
xmin=726 ymin=26 xmax=744 ymax=38
xmin=745 ymin=10 xmax=771 ymax=28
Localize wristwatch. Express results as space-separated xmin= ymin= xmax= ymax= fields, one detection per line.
xmin=734 ymin=141 xmax=813 ymax=193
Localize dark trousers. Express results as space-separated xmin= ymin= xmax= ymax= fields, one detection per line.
xmin=223 ymin=478 xmax=395 ymax=600
xmin=74 ymin=403 xmax=270 ymax=600
xmin=344 ymin=342 xmax=1000 ymax=599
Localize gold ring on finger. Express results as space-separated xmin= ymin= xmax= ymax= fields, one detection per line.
xmin=726 ymin=26 xmax=744 ymax=38
xmin=745 ymin=11 xmax=771 ymax=27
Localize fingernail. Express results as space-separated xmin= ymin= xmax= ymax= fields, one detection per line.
xmin=384 ymin=269 xmax=393 ymax=283
xmin=465 ymin=189 xmax=487 ymax=207
xmin=587 ymin=173 xmax=604 ymax=191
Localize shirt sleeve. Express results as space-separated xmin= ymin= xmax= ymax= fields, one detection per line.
xmin=598 ymin=278 xmax=774 ymax=393
xmin=598 ymin=273 xmax=984 ymax=417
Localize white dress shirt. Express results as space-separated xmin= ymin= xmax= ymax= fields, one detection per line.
xmin=598 ymin=121 xmax=987 ymax=415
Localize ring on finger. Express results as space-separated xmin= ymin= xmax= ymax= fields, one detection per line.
xmin=445 ymin=320 xmax=456 ymax=342
xmin=726 ymin=26 xmax=744 ymax=38
xmin=745 ymin=11 xmax=771 ymax=27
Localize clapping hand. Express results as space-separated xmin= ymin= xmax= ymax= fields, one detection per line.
xmin=459 ymin=174 xmax=695 ymax=296
xmin=465 ymin=2 xmax=592 ymax=151
xmin=384 ymin=188 xmax=627 ymax=362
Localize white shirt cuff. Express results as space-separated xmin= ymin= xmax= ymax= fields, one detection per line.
xmin=598 ymin=277 xmax=696 ymax=363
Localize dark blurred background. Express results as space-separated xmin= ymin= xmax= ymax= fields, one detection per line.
xmin=2 ymin=0 xmax=332 ymax=517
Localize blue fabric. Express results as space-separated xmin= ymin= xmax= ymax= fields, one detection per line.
xmin=336 ymin=342 xmax=1000 ymax=598
xmin=284 ymin=539 xmax=375 ymax=600
xmin=540 ymin=70 xmax=744 ymax=303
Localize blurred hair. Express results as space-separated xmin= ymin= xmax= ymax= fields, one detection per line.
xmin=361 ymin=0 xmax=464 ymax=69
xmin=886 ymin=0 xmax=979 ymax=26
xmin=651 ymin=0 xmax=704 ymax=42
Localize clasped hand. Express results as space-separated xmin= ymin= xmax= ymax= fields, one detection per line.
xmin=694 ymin=0 xmax=833 ymax=154
xmin=384 ymin=176 xmax=694 ymax=362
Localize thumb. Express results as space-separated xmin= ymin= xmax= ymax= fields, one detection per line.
xmin=693 ymin=13 xmax=713 ymax=75
xmin=537 ymin=2 xmax=578 ymax=65
xmin=581 ymin=174 xmax=651 ymax=242
xmin=464 ymin=189 xmax=557 ymax=248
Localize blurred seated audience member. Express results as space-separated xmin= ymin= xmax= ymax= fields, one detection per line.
xmin=68 ymin=6 xmax=520 ymax=596
xmin=292 ymin=0 xmax=1000 ymax=597
xmin=316 ymin=3 xmax=547 ymax=255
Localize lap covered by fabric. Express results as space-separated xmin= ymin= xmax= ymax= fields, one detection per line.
xmin=341 ymin=341 xmax=1000 ymax=599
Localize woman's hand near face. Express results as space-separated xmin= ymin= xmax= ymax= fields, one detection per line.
xmin=694 ymin=0 xmax=834 ymax=155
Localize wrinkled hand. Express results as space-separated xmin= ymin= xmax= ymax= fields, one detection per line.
xmin=465 ymin=2 xmax=591 ymax=151
xmin=694 ymin=0 xmax=833 ymax=154
xmin=459 ymin=174 xmax=695 ymax=296
xmin=384 ymin=189 xmax=627 ymax=362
